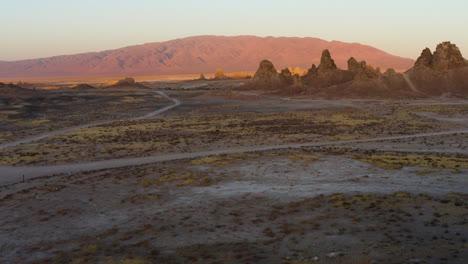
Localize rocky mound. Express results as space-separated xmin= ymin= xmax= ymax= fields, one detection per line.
xmin=241 ymin=60 xmax=281 ymax=90
xmin=106 ymin=77 xmax=148 ymax=89
xmin=71 ymin=84 xmax=95 ymax=90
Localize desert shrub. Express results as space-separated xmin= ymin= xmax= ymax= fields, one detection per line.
xmin=214 ymin=68 xmax=227 ymax=79
xmin=227 ymin=72 xmax=252 ymax=79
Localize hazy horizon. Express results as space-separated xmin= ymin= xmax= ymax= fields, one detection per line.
xmin=1 ymin=0 xmax=467 ymax=61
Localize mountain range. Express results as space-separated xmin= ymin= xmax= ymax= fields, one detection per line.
xmin=0 ymin=35 xmax=415 ymax=79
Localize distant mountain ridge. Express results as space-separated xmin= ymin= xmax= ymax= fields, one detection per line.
xmin=0 ymin=35 xmax=415 ymax=78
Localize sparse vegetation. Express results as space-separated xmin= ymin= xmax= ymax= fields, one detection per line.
xmin=1 ymin=78 xmax=467 ymax=264
xmin=353 ymin=154 xmax=468 ymax=170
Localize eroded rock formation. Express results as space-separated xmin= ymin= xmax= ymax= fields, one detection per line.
xmin=432 ymin=42 xmax=467 ymax=71
xmin=241 ymin=41 xmax=468 ymax=98
xmin=348 ymin=57 xmax=379 ymax=80
xmin=408 ymin=42 xmax=468 ymax=95
xmin=279 ymin=68 xmax=304 ymax=92
xmin=279 ymin=68 xmax=294 ymax=85
xmin=317 ymin=50 xmax=337 ymax=74
xmin=247 ymin=60 xmax=281 ymax=89
xmin=303 ymin=50 xmax=354 ymax=87
xmin=414 ymin=42 xmax=467 ymax=71
xmin=414 ymin=48 xmax=433 ymax=68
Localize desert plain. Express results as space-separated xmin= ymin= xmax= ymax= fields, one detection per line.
xmin=0 ymin=71 xmax=467 ymax=264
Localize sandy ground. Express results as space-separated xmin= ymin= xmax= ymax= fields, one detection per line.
xmin=0 ymin=129 xmax=467 ymax=186
xmin=0 ymin=149 xmax=466 ymax=264
xmin=0 ymin=91 xmax=179 ymax=151
xmin=0 ymin=81 xmax=467 ymax=264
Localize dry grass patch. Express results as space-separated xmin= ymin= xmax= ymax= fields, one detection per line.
xmin=353 ymin=154 xmax=468 ymax=170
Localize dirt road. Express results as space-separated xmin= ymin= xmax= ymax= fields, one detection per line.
xmin=0 ymin=91 xmax=180 ymax=151
xmin=1 ymin=129 xmax=467 ymax=185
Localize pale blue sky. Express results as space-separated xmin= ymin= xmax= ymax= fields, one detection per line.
xmin=1 ymin=0 xmax=467 ymax=61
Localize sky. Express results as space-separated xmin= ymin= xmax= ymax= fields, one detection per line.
xmin=1 ymin=0 xmax=467 ymax=61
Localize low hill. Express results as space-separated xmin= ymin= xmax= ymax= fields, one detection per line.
xmin=0 ymin=82 xmax=39 ymax=99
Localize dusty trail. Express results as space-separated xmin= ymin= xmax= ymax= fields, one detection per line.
xmin=0 ymin=91 xmax=180 ymax=151
xmin=402 ymin=73 xmax=421 ymax=93
xmin=1 ymin=91 xmax=467 ymax=185
xmin=1 ymin=129 xmax=467 ymax=185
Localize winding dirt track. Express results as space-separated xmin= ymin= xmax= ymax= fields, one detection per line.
xmin=0 ymin=91 xmax=180 ymax=151
xmin=1 ymin=129 xmax=467 ymax=185
xmin=1 ymin=91 xmax=467 ymax=185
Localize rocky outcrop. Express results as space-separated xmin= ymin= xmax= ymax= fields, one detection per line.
xmin=279 ymin=68 xmax=304 ymax=91
xmin=242 ymin=42 xmax=468 ymax=98
xmin=303 ymin=50 xmax=354 ymax=88
xmin=279 ymin=68 xmax=294 ymax=85
xmin=107 ymin=77 xmax=148 ymax=89
xmin=246 ymin=60 xmax=281 ymax=89
xmin=307 ymin=64 xmax=317 ymax=75
xmin=414 ymin=48 xmax=433 ymax=68
xmin=240 ymin=60 xmax=305 ymax=91
xmin=432 ymin=42 xmax=467 ymax=71
xmin=408 ymin=42 xmax=468 ymax=96
xmin=347 ymin=57 xmax=380 ymax=80
xmin=317 ymin=50 xmax=337 ymax=74
xmin=414 ymin=42 xmax=467 ymax=71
